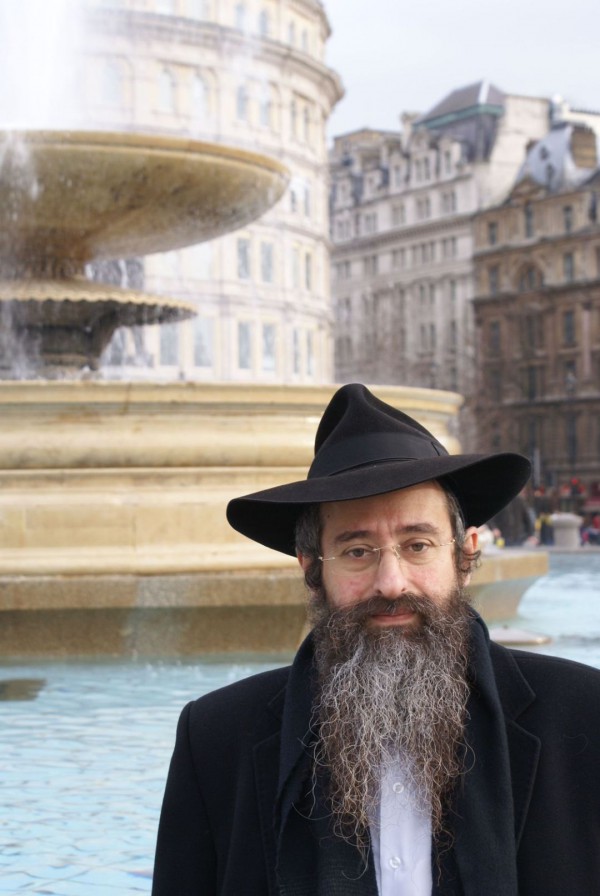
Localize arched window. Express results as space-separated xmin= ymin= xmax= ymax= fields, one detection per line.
xmin=518 ymin=265 xmax=542 ymax=292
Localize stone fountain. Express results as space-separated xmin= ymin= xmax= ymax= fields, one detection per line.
xmin=0 ymin=130 xmax=547 ymax=658
xmin=0 ymin=129 xmax=288 ymax=375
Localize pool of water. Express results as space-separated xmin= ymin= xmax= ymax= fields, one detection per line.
xmin=1 ymin=551 xmax=598 ymax=894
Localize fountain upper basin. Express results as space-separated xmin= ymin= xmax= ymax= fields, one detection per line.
xmin=0 ymin=130 xmax=289 ymax=264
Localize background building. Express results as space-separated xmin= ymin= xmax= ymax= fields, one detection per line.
xmin=329 ymin=82 xmax=555 ymax=446
xmin=81 ymin=0 xmax=342 ymax=383
xmin=473 ymin=122 xmax=600 ymax=505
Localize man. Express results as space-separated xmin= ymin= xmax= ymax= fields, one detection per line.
xmin=152 ymin=384 xmax=600 ymax=896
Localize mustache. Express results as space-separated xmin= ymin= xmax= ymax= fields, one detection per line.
xmin=326 ymin=593 xmax=435 ymax=626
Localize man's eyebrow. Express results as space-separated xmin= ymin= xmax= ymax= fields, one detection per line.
xmin=332 ymin=522 xmax=441 ymax=546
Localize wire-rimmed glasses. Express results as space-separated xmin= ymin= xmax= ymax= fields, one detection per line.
xmin=319 ymin=538 xmax=456 ymax=577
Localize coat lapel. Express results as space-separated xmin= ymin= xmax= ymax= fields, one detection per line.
xmin=489 ymin=640 xmax=542 ymax=848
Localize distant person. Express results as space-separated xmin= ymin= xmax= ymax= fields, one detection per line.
xmin=489 ymin=492 xmax=535 ymax=546
xmin=152 ymin=384 xmax=600 ymax=896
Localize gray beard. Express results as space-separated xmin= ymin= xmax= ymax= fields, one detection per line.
xmin=309 ymin=589 xmax=472 ymax=850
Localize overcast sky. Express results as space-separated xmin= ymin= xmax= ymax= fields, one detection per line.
xmin=323 ymin=0 xmax=598 ymax=139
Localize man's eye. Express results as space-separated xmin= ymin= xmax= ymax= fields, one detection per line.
xmin=404 ymin=541 xmax=431 ymax=554
xmin=344 ymin=547 xmax=372 ymax=559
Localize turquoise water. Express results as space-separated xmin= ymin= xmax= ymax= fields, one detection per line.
xmin=1 ymin=552 xmax=598 ymax=894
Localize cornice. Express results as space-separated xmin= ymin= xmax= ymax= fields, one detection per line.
xmin=331 ymin=213 xmax=473 ymax=254
xmin=87 ymin=9 xmax=343 ymax=105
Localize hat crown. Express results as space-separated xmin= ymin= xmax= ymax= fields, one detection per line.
xmin=309 ymin=384 xmax=447 ymax=479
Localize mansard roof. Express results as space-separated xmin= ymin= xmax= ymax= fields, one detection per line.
xmin=412 ymin=80 xmax=506 ymax=162
xmin=416 ymin=80 xmax=505 ymax=129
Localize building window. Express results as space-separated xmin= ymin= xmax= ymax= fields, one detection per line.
xmin=259 ymin=89 xmax=271 ymax=127
xmin=519 ymin=265 xmax=540 ymax=292
xmin=489 ymin=320 xmax=501 ymax=354
xmin=306 ymin=331 xmax=314 ymax=376
xmin=260 ymin=241 xmax=274 ymax=283
xmin=563 ymin=252 xmax=574 ymax=282
xmin=236 ymin=84 xmax=249 ymax=121
xmin=234 ymin=2 xmax=246 ymax=29
xmin=303 ymin=105 xmax=310 ymax=142
xmin=290 ymin=100 xmax=297 ymax=137
xmin=262 ymin=324 xmax=276 ymax=372
xmin=392 ymin=204 xmax=405 ymax=226
xmin=488 ymin=266 xmax=499 ymax=296
xmin=237 ymin=321 xmax=252 ymax=369
xmin=490 ymin=368 xmax=502 ymax=403
xmin=524 ymin=202 xmax=534 ymax=238
xmin=363 ymin=254 xmax=378 ymax=276
xmin=158 ymin=68 xmax=176 ymax=113
xmin=563 ymin=310 xmax=576 ymax=345
xmin=525 ymin=365 xmax=540 ymax=400
xmin=291 ymin=246 xmax=300 ymax=288
xmin=392 ymin=248 xmax=405 ymax=269
xmin=488 ymin=222 xmax=498 ymax=245
xmin=563 ymin=205 xmax=573 ymax=233
xmin=303 ymin=183 xmax=311 ymax=217
xmin=237 ymin=238 xmax=251 ymax=279
xmin=564 ymin=359 xmax=577 ymax=393
xmin=258 ymin=8 xmax=270 ymax=36
xmin=304 ymin=253 xmax=312 ymax=290
xmin=524 ymin=314 xmax=544 ymax=349
xmin=159 ymin=322 xmax=179 ymax=366
xmin=192 ymin=74 xmax=207 ymax=120
xmin=449 ymin=319 xmax=457 ymax=349
xmin=293 ymin=329 xmax=301 ymax=374
xmin=194 ymin=317 xmax=214 ymax=367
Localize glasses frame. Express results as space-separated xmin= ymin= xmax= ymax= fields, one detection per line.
xmin=318 ymin=537 xmax=456 ymax=576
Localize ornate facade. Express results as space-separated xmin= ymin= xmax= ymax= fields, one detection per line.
xmin=473 ymin=123 xmax=600 ymax=499
xmin=83 ymin=0 xmax=342 ymax=383
xmin=329 ymin=83 xmax=552 ymax=447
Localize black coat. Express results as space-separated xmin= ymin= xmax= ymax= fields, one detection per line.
xmin=152 ymin=617 xmax=600 ymax=895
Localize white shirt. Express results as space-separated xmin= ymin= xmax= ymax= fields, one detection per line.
xmin=369 ymin=756 xmax=433 ymax=895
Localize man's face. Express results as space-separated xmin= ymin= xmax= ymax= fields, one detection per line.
xmin=300 ymin=481 xmax=478 ymax=629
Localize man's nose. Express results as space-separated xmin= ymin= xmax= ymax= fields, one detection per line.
xmin=371 ymin=547 xmax=410 ymax=596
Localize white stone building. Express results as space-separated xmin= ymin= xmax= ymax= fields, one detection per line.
xmin=81 ymin=0 xmax=342 ymax=383
xmin=329 ymin=82 xmax=554 ymax=443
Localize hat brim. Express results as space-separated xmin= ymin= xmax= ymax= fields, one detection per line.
xmin=226 ymin=452 xmax=531 ymax=556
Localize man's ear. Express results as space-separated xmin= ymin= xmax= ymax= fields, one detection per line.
xmin=297 ymin=551 xmax=311 ymax=573
xmin=461 ymin=526 xmax=479 ymax=585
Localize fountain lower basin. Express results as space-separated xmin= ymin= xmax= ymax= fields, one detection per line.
xmin=0 ymin=380 xmax=547 ymax=657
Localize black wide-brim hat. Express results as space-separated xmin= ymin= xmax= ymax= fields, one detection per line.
xmin=227 ymin=383 xmax=531 ymax=556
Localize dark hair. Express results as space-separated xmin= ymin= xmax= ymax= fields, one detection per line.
xmin=295 ymin=483 xmax=481 ymax=592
